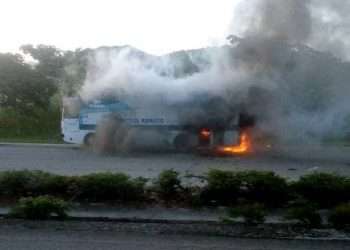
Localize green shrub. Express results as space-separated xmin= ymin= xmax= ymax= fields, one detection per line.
xmin=285 ymin=202 xmax=322 ymax=228
xmin=41 ymin=175 xmax=75 ymax=197
xmin=200 ymin=170 xmax=242 ymax=205
xmin=74 ymin=173 xmax=146 ymax=202
xmin=292 ymin=173 xmax=350 ymax=207
xmin=0 ymin=170 xmax=71 ymax=198
xmin=227 ymin=203 xmax=267 ymax=224
xmin=9 ymin=196 xmax=69 ymax=220
xmin=0 ymin=170 xmax=42 ymax=197
xmin=237 ymin=171 xmax=289 ymax=207
xmin=153 ymin=170 xmax=182 ymax=201
xmin=328 ymin=203 xmax=350 ymax=229
xmin=185 ymin=187 xmax=203 ymax=208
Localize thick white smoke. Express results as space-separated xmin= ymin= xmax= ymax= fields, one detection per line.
xmin=80 ymin=46 xmax=252 ymax=108
xmin=80 ymin=0 xmax=350 ymax=145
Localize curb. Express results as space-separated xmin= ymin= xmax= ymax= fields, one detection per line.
xmin=0 ymin=214 xmax=349 ymax=241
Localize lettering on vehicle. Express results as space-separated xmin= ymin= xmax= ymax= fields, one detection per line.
xmin=141 ymin=118 xmax=164 ymax=124
xmin=124 ymin=118 xmax=140 ymax=124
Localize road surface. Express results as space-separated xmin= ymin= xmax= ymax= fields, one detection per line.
xmin=0 ymin=144 xmax=349 ymax=178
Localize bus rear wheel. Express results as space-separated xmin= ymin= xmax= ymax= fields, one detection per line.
xmin=83 ymin=133 xmax=95 ymax=147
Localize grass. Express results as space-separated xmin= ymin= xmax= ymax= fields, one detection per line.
xmin=0 ymin=133 xmax=63 ymax=144
xmin=0 ymin=113 xmax=62 ymax=144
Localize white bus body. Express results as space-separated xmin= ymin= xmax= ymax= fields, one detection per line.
xmin=61 ymin=97 xmax=240 ymax=149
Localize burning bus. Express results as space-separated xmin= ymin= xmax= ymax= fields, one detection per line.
xmin=62 ymin=95 xmax=254 ymax=155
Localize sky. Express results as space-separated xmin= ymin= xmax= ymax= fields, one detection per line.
xmin=0 ymin=0 xmax=238 ymax=55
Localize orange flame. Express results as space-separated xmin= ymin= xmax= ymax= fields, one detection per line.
xmin=216 ymin=131 xmax=252 ymax=155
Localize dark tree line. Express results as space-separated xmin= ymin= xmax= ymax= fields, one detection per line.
xmin=20 ymin=44 xmax=88 ymax=96
xmin=0 ymin=53 xmax=56 ymax=115
xmin=0 ymin=45 xmax=88 ymax=139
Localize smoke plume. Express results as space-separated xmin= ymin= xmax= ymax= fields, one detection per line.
xmin=231 ymin=0 xmax=312 ymax=43
xmin=80 ymin=0 xmax=350 ymax=145
xmin=231 ymin=0 xmax=350 ymax=60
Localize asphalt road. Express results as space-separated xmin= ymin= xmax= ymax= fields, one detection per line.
xmin=0 ymin=226 xmax=348 ymax=250
xmin=0 ymin=144 xmax=349 ymax=178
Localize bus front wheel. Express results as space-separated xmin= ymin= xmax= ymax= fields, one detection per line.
xmin=173 ymin=133 xmax=193 ymax=152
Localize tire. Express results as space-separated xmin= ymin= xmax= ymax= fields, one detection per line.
xmin=173 ymin=133 xmax=192 ymax=151
xmin=83 ymin=133 xmax=95 ymax=147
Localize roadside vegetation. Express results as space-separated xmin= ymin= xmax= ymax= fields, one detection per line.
xmin=1 ymin=169 xmax=350 ymax=228
xmin=9 ymin=196 xmax=69 ymax=220
xmin=152 ymin=169 xmax=183 ymax=202
xmin=224 ymin=203 xmax=267 ymax=225
xmin=328 ymin=203 xmax=350 ymax=229
xmin=0 ymin=45 xmax=87 ymax=143
xmin=291 ymin=172 xmax=350 ymax=208
xmin=284 ymin=201 xmax=322 ymax=228
xmin=74 ymin=173 xmax=147 ymax=202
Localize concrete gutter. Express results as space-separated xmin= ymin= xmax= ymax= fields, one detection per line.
xmin=0 ymin=206 xmax=349 ymax=241
xmin=0 ymin=216 xmax=349 ymax=241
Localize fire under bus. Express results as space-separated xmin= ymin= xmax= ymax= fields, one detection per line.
xmin=62 ymin=96 xmax=254 ymax=155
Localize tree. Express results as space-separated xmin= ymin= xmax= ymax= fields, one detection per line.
xmin=0 ymin=53 xmax=57 ymax=115
xmin=20 ymin=44 xmax=65 ymax=81
xmin=21 ymin=44 xmax=88 ymax=96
